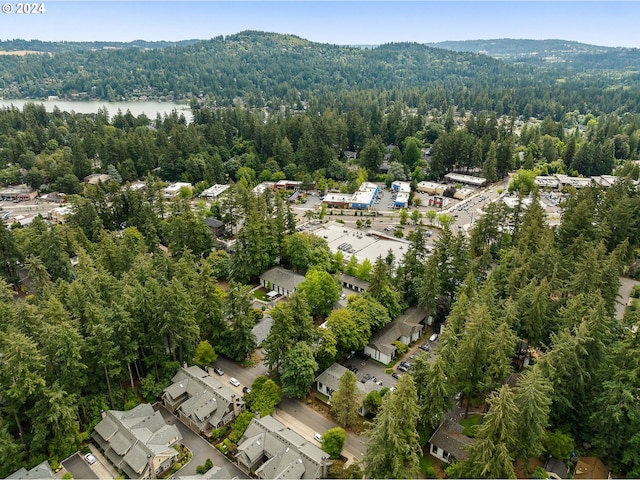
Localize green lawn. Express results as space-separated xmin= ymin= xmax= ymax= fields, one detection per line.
xmin=252 ymin=288 xmax=269 ymax=301
xmin=459 ymin=414 xmax=483 ymax=437
xmin=419 ymin=454 xmax=437 ymax=478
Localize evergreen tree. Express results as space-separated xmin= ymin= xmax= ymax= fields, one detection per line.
xmin=458 ymin=385 xmax=518 ymax=479
xmin=330 ymin=370 xmax=362 ymax=428
xmin=363 ymin=375 xmax=421 ymax=479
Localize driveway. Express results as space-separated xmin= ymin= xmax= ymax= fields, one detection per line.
xmin=61 ymin=453 xmax=98 ymax=480
xmin=153 ymin=404 xmax=248 ymax=479
xmin=616 ymin=276 xmax=640 ymax=320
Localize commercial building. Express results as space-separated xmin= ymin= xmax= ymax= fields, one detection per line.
xmin=321 ymin=193 xmax=352 ymax=209
xmin=309 ymin=221 xmax=411 ymax=267
xmin=163 ymin=182 xmax=193 ymax=198
xmin=0 ymin=185 xmax=37 ymax=201
xmin=416 ymin=181 xmax=446 ymax=195
xmin=350 ymin=182 xmax=378 ymax=210
xmin=200 ymin=184 xmax=230 ymax=199
xmin=444 ymin=173 xmax=487 ymax=187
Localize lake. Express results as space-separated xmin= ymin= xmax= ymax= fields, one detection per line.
xmin=0 ymin=99 xmax=193 ymax=123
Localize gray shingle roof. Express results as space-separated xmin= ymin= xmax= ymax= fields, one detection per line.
xmin=92 ymin=403 xmax=182 ymax=479
xmin=428 ymin=416 xmax=474 ymax=462
xmin=315 ymin=363 xmax=376 ymax=398
xmin=341 ymin=274 xmax=370 ymax=291
xmin=237 ymin=416 xmax=329 ymax=479
xmin=7 ymin=461 xmax=55 ymax=480
xmin=367 ymin=306 xmax=426 ymax=356
xmin=163 ymin=366 xmax=245 ymax=428
xmin=259 ymin=267 xmax=306 ymax=293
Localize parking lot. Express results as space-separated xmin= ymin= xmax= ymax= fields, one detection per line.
xmin=340 ymin=331 xmax=440 ymax=390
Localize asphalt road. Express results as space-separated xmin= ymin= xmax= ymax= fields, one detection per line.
xmin=62 ymin=453 xmax=98 ymax=480
xmin=277 ymin=397 xmax=368 ymax=464
xmin=153 ymin=403 xmax=248 ymax=479
xmin=211 ymin=355 xmax=368 ymax=465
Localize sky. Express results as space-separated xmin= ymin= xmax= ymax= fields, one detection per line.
xmin=1 ymin=1 xmax=639 ymax=48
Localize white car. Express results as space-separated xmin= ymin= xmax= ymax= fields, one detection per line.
xmin=229 ymin=377 xmax=241 ymax=387
xmin=314 ymin=432 xmax=323 ymax=442
xmin=84 ymin=453 xmax=97 ymax=465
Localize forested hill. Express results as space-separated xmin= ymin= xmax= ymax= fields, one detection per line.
xmin=428 ymin=38 xmax=640 ymax=70
xmin=0 ymin=31 xmax=519 ymax=102
xmin=1 ymin=31 xmax=640 ymax=116
xmin=0 ymin=38 xmax=201 ymax=53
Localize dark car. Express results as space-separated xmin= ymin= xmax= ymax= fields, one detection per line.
xmin=392 ymin=372 xmax=402 ymax=380
xmin=360 ymin=373 xmax=372 ymax=383
xmin=356 ymin=351 xmax=371 ymax=360
xmin=243 ymin=386 xmax=251 ymax=394
xmin=213 ymin=366 xmax=224 ymax=376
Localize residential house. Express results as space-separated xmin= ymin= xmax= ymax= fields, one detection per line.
xmin=204 ymin=217 xmax=226 ymax=238
xmin=341 ymin=274 xmax=369 ymax=293
xmin=343 ymin=151 xmax=357 ymax=162
xmin=236 ymin=415 xmax=331 ymax=479
xmin=177 ymin=465 xmax=238 ymax=480
xmin=7 ymin=461 xmax=56 ymax=480
xmin=91 ymin=403 xmax=182 ymax=479
xmin=162 ymin=365 xmax=245 ymax=434
xmin=545 ymin=457 xmax=569 ymax=479
xmin=315 ymin=363 xmax=379 ymax=416
xmin=428 ymin=415 xmax=474 ymax=464
xmin=252 ymin=314 xmax=274 ymax=346
xmin=259 ymin=267 xmax=306 ymax=298
xmin=364 ymin=307 xmax=426 ymax=365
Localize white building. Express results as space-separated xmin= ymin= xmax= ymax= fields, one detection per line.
xmin=163 ymin=182 xmax=193 ymax=198
xmin=200 ymin=184 xmax=230 ymax=199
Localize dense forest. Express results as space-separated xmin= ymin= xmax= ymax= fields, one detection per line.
xmin=1 ymin=30 xmax=640 ymax=479
xmin=1 ymin=31 xmax=640 ymax=117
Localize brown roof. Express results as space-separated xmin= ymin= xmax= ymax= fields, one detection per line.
xmin=575 ymin=457 xmax=609 ymax=480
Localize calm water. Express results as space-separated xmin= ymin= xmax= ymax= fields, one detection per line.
xmin=0 ymin=99 xmax=193 ymax=123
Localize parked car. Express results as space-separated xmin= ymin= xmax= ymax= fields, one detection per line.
xmin=419 ymin=342 xmax=430 ymax=351
xmin=314 ymin=432 xmax=323 ymax=442
xmin=84 ymin=453 xmax=97 ymax=465
xmin=392 ymin=372 xmax=402 ymax=380
xmin=229 ymin=377 xmax=241 ymax=387
xmin=213 ymin=366 xmax=224 ymax=376
xmin=243 ymin=386 xmax=251 ymax=394
xmin=430 ymin=333 xmax=439 ymax=342
xmin=361 ymin=373 xmax=372 ymax=383
xmin=397 ymin=365 xmax=408 ymax=373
